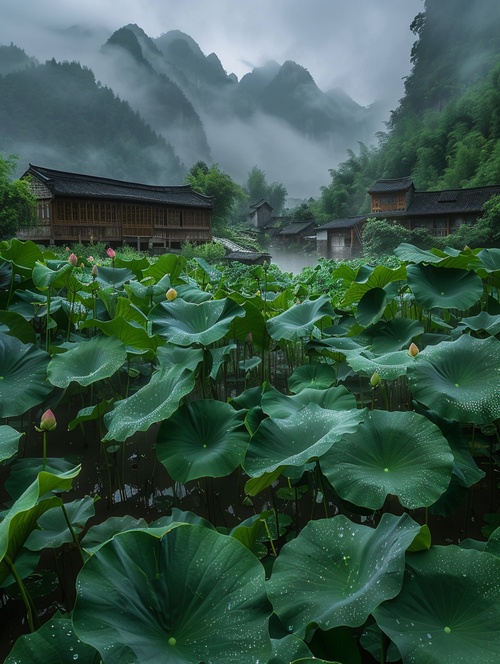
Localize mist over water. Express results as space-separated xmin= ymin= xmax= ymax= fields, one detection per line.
xmin=268 ymin=243 xmax=319 ymax=275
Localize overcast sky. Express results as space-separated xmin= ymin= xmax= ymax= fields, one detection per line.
xmin=1 ymin=0 xmax=423 ymax=107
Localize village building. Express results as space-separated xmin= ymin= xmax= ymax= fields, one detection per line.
xmin=317 ymin=177 xmax=500 ymax=259
xmin=19 ymin=164 xmax=214 ymax=251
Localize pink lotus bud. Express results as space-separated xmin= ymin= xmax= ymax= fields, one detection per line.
xmin=68 ymin=253 xmax=78 ymax=266
xmin=39 ymin=409 xmax=57 ymax=431
xmin=166 ymin=288 xmax=178 ymax=301
xmin=370 ymin=372 xmax=381 ymax=387
xmin=91 ymin=264 xmax=98 ymax=278
xmin=408 ymin=342 xmax=419 ymax=357
xmin=107 ymin=247 xmax=116 ymax=259
xmin=88 ymin=256 xmax=94 ymax=262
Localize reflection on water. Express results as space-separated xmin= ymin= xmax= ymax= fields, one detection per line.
xmin=268 ymin=244 xmax=319 ymax=275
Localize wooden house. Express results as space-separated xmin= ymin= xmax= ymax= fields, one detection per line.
xmin=19 ymin=164 xmax=214 ymax=251
xmin=249 ymin=199 xmax=273 ymax=229
xmin=317 ymin=177 xmax=500 ymax=259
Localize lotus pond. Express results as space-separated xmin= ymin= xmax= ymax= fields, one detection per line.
xmin=1 ymin=239 xmax=500 ymax=663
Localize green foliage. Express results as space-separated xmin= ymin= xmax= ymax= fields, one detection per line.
xmin=361 ymin=219 xmax=411 ymax=257
xmin=245 ymin=166 xmax=287 ymax=216
xmin=0 ymin=155 xmax=36 ymax=239
xmin=180 ymin=240 xmax=226 ymax=264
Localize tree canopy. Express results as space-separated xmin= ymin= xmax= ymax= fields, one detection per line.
xmin=0 ymin=154 xmax=36 ymax=240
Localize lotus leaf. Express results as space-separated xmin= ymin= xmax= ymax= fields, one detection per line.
xmin=0 ymin=425 xmax=23 ymax=463
xmin=25 ymin=496 xmax=97 ymax=551
xmin=320 ymin=410 xmax=454 ymax=509
xmin=346 ymin=350 xmax=416 ymax=380
xmin=73 ymin=526 xmax=272 ymax=663
xmin=156 ymin=400 xmax=249 ymax=482
xmin=266 ymin=296 xmax=336 ymax=342
xmin=374 ymin=546 xmax=500 ymax=663
xmin=150 ymin=297 xmax=245 ymax=346
xmin=47 ymin=335 xmax=127 ymax=387
xmin=407 ymin=334 xmax=500 ymax=424
xmin=406 ymin=263 xmax=483 ymax=310
xmin=244 ymin=402 xmax=366 ymax=477
xmin=355 ymin=287 xmax=387 ymax=327
xmin=288 ymin=363 xmax=337 ymax=393
xmin=0 ymin=332 xmax=52 ymax=418
xmin=103 ymin=365 xmax=195 ymax=441
xmin=267 ymin=513 xmax=419 ymax=636
xmin=262 ymin=384 xmax=356 ymax=418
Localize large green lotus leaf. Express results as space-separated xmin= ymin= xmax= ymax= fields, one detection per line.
xmin=73 ymin=527 xmax=272 ymax=664
xmin=149 ymin=297 xmax=245 ymax=346
xmin=364 ymin=318 xmax=424 ymax=353
xmin=346 ymin=350 xmax=416 ymax=380
xmin=374 ymin=546 xmax=500 ymax=663
xmin=32 ymin=261 xmax=75 ymax=290
xmin=5 ymin=614 xmax=99 ymax=664
xmin=266 ymin=296 xmax=336 ymax=342
xmin=175 ymin=282 xmax=213 ymax=303
xmin=0 ymin=425 xmax=23 ymax=462
xmin=476 ymin=247 xmax=500 ymax=273
xmin=0 ymin=466 xmax=81 ymax=584
xmin=25 ymin=496 xmax=97 ymax=551
xmin=459 ymin=310 xmax=500 ymax=336
xmin=67 ymin=398 xmax=114 ymax=431
xmin=288 ymin=363 xmax=337 ymax=393
xmin=47 ymin=336 xmax=127 ymax=388
xmin=394 ymin=243 xmax=448 ymax=264
xmin=0 ymin=333 xmax=52 ymax=418
xmin=125 ymin=277 xmax=172 ymax=308
xmin=270 ymin=635 xmax=312 ymax=664
xmin=0 ymin=238 xmax=45 ymax=279
xmin=306 ymin=337 xmax=366 ymax=362
xmin=155 ymin=344 xmax=204 ymax=372
xmin=341 ymin=265 xmax=407 ymax=307
xmin=268 ymin=513 xmax=419 ymax=636
xmin=5 ymin=458 xmax=79 ymax=500
xmin=262 ymin=384 xmax=356 ymax=418
xmin=229 ymin=296 xmax=269 ymax=349
xmin=407 ymin=335 xmax=500 ymax=424
xmin=103 ymin=366 xmax=195 ymax=442
xmin=95 ymin=265 xmax=136 ymax=288
xmin=320 ymin=411 xmax=454 ymax=510
xmin=114 ymin=254 xmax=150 ymax=276
xmin=211 ymin=342 xmax=237 ymax=378
xmin=355 ymin=287 xmax=387 ymax=327
xmin=244 ymin=403 xmax=366 ymax=477
xmin=406 ymin=263 xmax=483 ymax=311
xmin=0 ymin=310 xmax=37 ymax=344
xmin=142 ymin=252 xmax=187 ymax=282
xmin=81 ymin=515 xmax=149 ymax=555
xmin=156 ymin=400 xmax=249 ymax=482
xmin=82 ymin=316 xmax=163 ymax=354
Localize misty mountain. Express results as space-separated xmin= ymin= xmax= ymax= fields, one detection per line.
xmin=0 ymin=51 xmax=182 ymax=183
xmin=0 ymin=44 xmax=38 ymax=75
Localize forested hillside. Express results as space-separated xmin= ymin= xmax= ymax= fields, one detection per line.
xmin=318 ymin=0 xmax=500 ymax=220
xmin=0 ymin=54 xmax=183 ymax=183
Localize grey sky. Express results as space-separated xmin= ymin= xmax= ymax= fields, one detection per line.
xmin=1 ymin=0 xmax=423 ymax=107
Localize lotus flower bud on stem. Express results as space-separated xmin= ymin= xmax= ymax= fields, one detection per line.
xmin=91 ymin=264 xmax=98 ymax=279
xmin=68 ymin=253 xmax=78 ymax=266
xmin=106 ymin=247 xmax=116 ymax=259
xmin=36 ymin=408 xmax=57 ymax=432
xmin=408 ymin=342 xmax=419 ymax=357
xmin=166 ymin=288 xmax=178 ymax=301
xmin=370 ymin=372 xmax=381 ymax=388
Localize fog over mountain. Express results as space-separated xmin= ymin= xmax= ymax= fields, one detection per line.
xmin=0 ymin=0 xmax=422 ymax=198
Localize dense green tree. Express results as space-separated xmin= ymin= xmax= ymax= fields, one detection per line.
xmin=185 ymin=162 xmax=246 ymax=231
xmin=245 ymin=166 xmax=287 ymax=215
xmin=0 ymin=154 xmax=36 ymax=239
xmin=361 ymin=219 xmax=411 ymax=257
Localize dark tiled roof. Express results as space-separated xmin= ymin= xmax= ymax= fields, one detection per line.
xmin=279 ymin=221 xmax=317 ymax=235
xmin=406 ymin=186 xmax=500 ymax=215
xmin=368 ymin=177 xmax=413 ymax=194
xmin=226 ymin=251 xmax=271 ymax=264
xmin=320 ymin=215 xmax=368 ymax=230
xmin=25 ymin=164 xmax=214 ymax=209
xmin=249 ymin=199 xmax=273 ymax=210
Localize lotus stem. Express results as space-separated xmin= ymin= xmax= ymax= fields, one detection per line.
xmin=61 ymin=503 xmax=86 ymax=565
xmin=4 ymin=554 xmax=39 ymax=632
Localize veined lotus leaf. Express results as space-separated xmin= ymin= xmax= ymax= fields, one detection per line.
xmin=0 ymin=310 xmax=37 ymax=344
xmin=288 ymin=363 xmax=337 ymax=393
xmin=476 ymin=247 xmax=500 ymax=273
xmin=228 ymin=296 xmax=268 ymax=349
xmin=374 ymin=546 xmax=500 ymax=663
xmin=149 ymin=297 xmax=245 ymax=346
xmin=270 ymin=634 xmax=312 ymax=664
xmin=193 ymin=256 xmax=221 ymax=282
xmin=0 ymin=332 xmax=52 ymax=418
xmin=266 ymin=296 xmax=336 ymax=342
xmin=103 ymin=365 xmax=195 ymax=442
xmin=25 ymin=496 xmax=98 ymax=551
xmin=174 ymin=282 xmax=213 ymax=303
xmin=155 ymin=344 xmax=204 ymax=371
xmin=341 ymin=265 xmax=407 ymax=308
xmin=355 ymin=287 xmax=387 ymax=327
xmin=156 ymin=400 xmax=249 ymax=482
xmin=210 ymin=342 xmax=237 ymax=378
xmin=364 ymin=317 xmax=424 ymax=353
xmin=0 ymin=466 xmax=81 ymax=584
xmin=320 ymin=410 xmax=454 ymax=510
xmin=5 ymin=614 xmax=98 ymax=664
xmin=5 ymin=458 xmax=79 ymax=501
xmin=459 ymin=310 xmax=500 ymax=336
xmin=142 ymin=252 xmax=187 ymax=282
xmin=81 ymin=316 xmax=163 ymax=353
xmin=394 ymin=243 xmax=448 ymax=264
xmin=0 ymin=238 xmax=45 ymax=279
xmin=73 ymin=527 xmax=272 ymax=664
xmin=239 ymin=355 xmax=261 ymax=372
xmin=406 ymin=263 xmax=483 ymax=311
xmin=346 ymin=350 xmax=416 ymax=380
xmin=306 ymin=336 xmax=366 ymax=363
xmin=267 ymin=513 xmax=419 ymax=636
xmin=114 ymin=254 xmax=150 ymax=276
xmin=32 ymin=261 xmax=75 ymax=290
xmin=244 ymin=402 xmax=366 ymax=477
xmin=262 ymin=384 xmax=356 ymax=418
xmin=47 ymin=335 xmax=127 ymax=388
xmin=67 ymin=398 xmax=114 ymax=431
xmin=407 ymin=334 xmax=500 ymax=424
xmin=0 ymin=425 xmax=23 ymax=462
xmin=95 ymin=265 xmax=136 ymax=288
